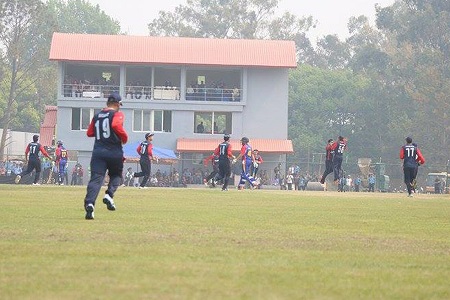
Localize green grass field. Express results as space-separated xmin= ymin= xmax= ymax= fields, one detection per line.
xmin=1 ymin=185 xmax=450 ymax=299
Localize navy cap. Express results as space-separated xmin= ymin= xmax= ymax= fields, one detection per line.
xmin=107 ymin=92 xmax=122 ymax=106
xmin=145 ymin=132 xmax=154 ymax=139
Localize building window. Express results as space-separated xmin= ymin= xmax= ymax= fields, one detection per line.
xmin=71 ymin=108 xmax=100 ymax=130
xmin=194 ymin=112 xmax=232 ymax=134
xmin=133 ymin=110 xmax=172 ymax=132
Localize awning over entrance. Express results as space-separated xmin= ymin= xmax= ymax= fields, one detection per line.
xmin=123 ymin=142 xmax=178 ymax=164
xmin=176 ymin=138 xmax=294 ymax=154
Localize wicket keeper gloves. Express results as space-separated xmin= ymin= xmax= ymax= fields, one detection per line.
xmin=253 ymin=162 xmax=259 ymax=168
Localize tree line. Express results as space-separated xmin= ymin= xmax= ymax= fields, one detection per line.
xmin=1 ymin=0 xmax=448 ymax=178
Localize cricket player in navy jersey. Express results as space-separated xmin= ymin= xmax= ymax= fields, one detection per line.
xmin=213 ymin=133 xmax=235 ymax=191
xmin=330 ymin=136 xmax=347 ymax=184
xmin=15 ymin=135 xmax=52 ymax=185
xmin=320 ymin=139 xmax=335 ymax=184
xmin=133 ymin=132 xmax=157 ymax=189
xmin=400 ymin=137 xmax=425 ymax=197
xmin=234 ymin=137 xmax=258 ymax=190
xmin=55 ymin=140 xmax=69 ymax=185
xmin=84 ymin=93 xmax=128 ymax=220
xmin=203 ymin=152 xmax=219 ymax=187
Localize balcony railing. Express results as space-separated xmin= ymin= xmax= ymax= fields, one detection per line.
xmin=62 ymin=84 xmax=241 ymax=102
xmin=125 ymin=86 xmax=181 ymax=100
xmin=63 ymin=84 xmax=119 ymax=98
xmin=186 ymin=87 xmax=241 ymax=102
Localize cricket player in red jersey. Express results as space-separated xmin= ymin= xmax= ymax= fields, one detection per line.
xmin=15 ymin=134 xmax=52 ymax=185
xmin=400 ymin=137 xmax=425 ymax=197
xmin=84 ymin=93 xmax=128 ymax=220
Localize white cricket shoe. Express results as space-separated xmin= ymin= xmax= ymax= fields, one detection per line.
xmin=103 ymin=194 xmax=116 ymax=211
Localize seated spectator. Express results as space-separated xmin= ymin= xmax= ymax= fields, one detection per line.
xmin=232 ymin=87 xmax=240 ymax=101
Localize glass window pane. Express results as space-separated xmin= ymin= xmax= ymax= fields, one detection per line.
xmin=214 ymin=112 xmax=232 ymax=134
xmin=133 ymin=110 xmax=142 ymax=131
xmin=154 ymin=111 xmax=162 ymax=132
xmin=194 ymin=112 xmax=212 ymax=134
xmin=81 ymin=108 xmax=91 ymax=130
xmin=71 ymin=108 xmax=81 ymax=130
xmin=143 ymin=110 xmax=151 ymax=131
xmin=225 ymin=112 xmax=232 ymax=134
xmin=163 ymin=111 xmax=172 ymax=132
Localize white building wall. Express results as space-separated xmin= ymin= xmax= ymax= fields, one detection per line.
xmin=0 ymin=129 xmax=39 ymax=158
xmin=242 ymin=68 xmax=289 ymax=139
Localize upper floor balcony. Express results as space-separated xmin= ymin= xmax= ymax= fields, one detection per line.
xmin=60 ymin=63 xmax=243 ymax=103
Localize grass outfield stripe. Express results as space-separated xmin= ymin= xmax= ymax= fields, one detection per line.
xmin=0 ymin=185 xmax=449 ymax=299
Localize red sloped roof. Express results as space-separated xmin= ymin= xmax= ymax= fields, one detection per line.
xmin=39 ymin=106 xmax=57 ymax=147
xmin=177 ymin=138 xmax=294 ymax=154
xmin=49 ymin=33 xmax=297 ymax=68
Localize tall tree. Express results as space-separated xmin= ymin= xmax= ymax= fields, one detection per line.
xmin=147 ymin=0 xmax=314 ymax=46
xmin=314 ymin=34 xmax=351 ymax=69
xmin=46 ymin=0 xmax=121 ymax=34
xmin=376 ymin=0 xmax=450 ymax=165
xmin=288 ymin=64 xmax=370 ymax=169
xmin=0 ymin=0 xmax=53 ymax=160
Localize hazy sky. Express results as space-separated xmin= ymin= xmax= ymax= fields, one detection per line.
xmin=86 ymin=0 xmax=396 ymax=40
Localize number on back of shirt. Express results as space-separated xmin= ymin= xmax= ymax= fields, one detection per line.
xmin=30 ymin=145 xmax=37 ymax=154
xmin=94 ymin=118 xmax=111 ymax=140
xmin=405 ymin=147 xmax=416 ymax=157
xmin=219 ymin=144 xmax=227 ymax=155
xmin=140 ymin=144 xmax=147 ymax=155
